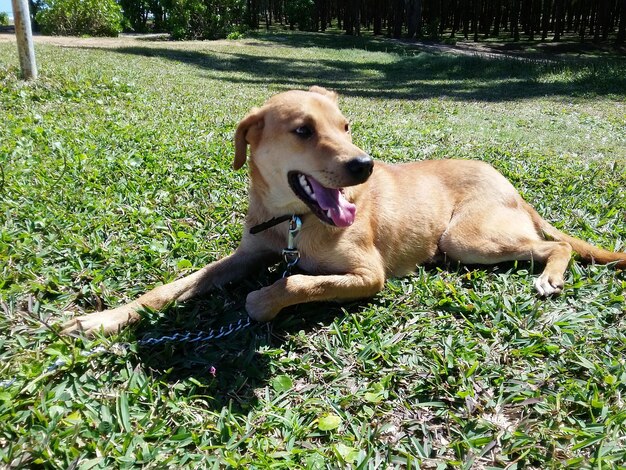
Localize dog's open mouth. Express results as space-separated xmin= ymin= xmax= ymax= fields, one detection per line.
xmin=288 ymin=171 xmax=356 ymax=227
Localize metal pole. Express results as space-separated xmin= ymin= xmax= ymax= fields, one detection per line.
xmin=11 ymin=0 xmax=37 ymax=80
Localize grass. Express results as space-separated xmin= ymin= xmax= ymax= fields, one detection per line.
xmin=0 ymin=30 xmax=625 ymax=468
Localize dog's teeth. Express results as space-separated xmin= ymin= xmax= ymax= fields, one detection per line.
xmin=299 ymin=174 xmax=317 ymax=200
xmin=326 ymin=209 xmax=332 ymax=218
xmin=304 ymin=184 xmax=315 ymax=198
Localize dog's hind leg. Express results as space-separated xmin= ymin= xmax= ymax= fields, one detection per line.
xmin=61 ymin=248 xmax=277 ymax=336
xmin=437 ymin=204 xmax=573 ymax=296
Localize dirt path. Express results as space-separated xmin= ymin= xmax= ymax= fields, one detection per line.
xmin=0 ymin=32 xmax=232 ymax=48
xmin=1 ymin=31 xmax=619 ymax=62
xmin=0 ymin=31 xmax=524 ymax=57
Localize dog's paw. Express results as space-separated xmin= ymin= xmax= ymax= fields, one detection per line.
xmin=61 ymin=306 xmax=138 ymax=336
xmin=245 ymin=288 xmax=281 ymax=322
xmin=534 ymin=273 xmax=564 ymax=296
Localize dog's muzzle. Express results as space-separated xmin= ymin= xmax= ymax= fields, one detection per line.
xmin=287 ymin=155 xmax=373 ymax=228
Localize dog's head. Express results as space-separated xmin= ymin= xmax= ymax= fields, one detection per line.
xmin=234 ymin=86 xmax=373 ymax=227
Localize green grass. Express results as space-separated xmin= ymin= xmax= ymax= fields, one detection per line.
xmin=1 ymin=31 xmax=625 ymax=468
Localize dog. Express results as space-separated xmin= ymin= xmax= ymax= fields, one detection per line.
xmin=61 ymin=86 xmax=626 ymax=336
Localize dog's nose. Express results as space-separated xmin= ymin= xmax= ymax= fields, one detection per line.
xmin=346 ymin=155 xmax=374 ymax=182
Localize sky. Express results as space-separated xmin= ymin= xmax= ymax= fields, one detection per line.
xmin=0 ymin=0 xmax=12 ymax=16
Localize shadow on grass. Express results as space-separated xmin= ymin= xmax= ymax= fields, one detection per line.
xmin=105 ymin=37 xmax=626 ymax=101
xmin=129 ymin=271 xmax=351 ymax=413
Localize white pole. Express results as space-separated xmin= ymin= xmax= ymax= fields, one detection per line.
xmin=11 ymin=0 xmax=37 ymax=80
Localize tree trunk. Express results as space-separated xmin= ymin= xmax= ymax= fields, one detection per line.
xmin=473 ymin=0 xmax=480 ymax=41
xmin=542 ymin=0 xmax=551 ymax=40
xmin=392 ymin=0 xmax=404 ymax=38
xmin=596 ymin=0 xmax=610 ymax=41
xmin=511 ymin=0 xmax=520 ymax=41
xmin=618 ymin=0 xmax=626 ymax=45
xmin=482 ymin=0 xmax=493 ymax=36
xmin=588 ymin=0 xmax=596 ymax=36
xmin=462 ymin=0 xmax=470 ymax=39
xmin=344 ymin=0 xmax=354 ymax=34
xmin=594 ymin=0 xmax=602 ymax=41
xmin=520 ymin=0 xmax=530 ymax=36
xmin=407 ymin=0 xmax=421 ymax=38
xmin=440 ymin=0 xmax=447 ymax=34
xmin=565 ymin=0 xmax=573 ymax=31
xmin=373 ymin=0 xmax=382 ymax=35
xmin=451 ymin=0 xmax=460 ymax=36
xmin=532 ymin=0 xmax=542 ymax=38
xmin=492 ymin=0 xmax=501 ymax=36
xmin=553 ymin=0 xmax=562 ymax=41
xmin=525 ymin=0 xmax=534 ymax=39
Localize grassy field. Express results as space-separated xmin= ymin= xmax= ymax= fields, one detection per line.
xmin=1 ymin=31 xmax=625 ymax=468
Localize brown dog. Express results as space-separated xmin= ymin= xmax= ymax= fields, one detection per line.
xmin=62 ymin=86 xmax=626 ymax=336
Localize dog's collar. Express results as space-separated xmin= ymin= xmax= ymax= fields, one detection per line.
xmin=250 ymin=214 xmax=302 ymax=234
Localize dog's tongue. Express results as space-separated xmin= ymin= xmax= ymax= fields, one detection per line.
xmin=307 ymin=177 xmax=356 ymax=227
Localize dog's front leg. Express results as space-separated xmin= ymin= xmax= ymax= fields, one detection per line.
xmin=61 ymin=248 xmax=276 ymax=336
xmin=245 ymin=268 xmax=385 ymax=322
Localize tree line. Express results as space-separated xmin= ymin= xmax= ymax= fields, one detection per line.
xmin=27 ymin=0 xmax=626 ymax=45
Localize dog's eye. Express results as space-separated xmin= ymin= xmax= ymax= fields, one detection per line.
xmin=344 ymin=123 xmax=350 ymax=133
xmin=293 ymin=126 xmax=313 ymax=138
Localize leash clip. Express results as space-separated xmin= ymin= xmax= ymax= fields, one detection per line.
xmin=282 ymin=215 xmax=302 ymax=277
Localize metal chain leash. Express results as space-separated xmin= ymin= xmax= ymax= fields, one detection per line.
xmin=1 ymin=317 xmax=256 ymax=389
xmin=136 ymin=316 xmax=254 ymax=347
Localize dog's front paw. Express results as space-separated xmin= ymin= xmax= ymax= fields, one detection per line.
xmin=61 ymin=305 xmax=139 ymax=336
xmin=245 ymin=288 xmax=282 ymax=322
xmin=534 ymin=273 xmax=564 ymax=296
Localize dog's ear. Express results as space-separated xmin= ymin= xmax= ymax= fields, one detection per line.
xmin=234 ymin=107 xmax=264 ymax=170
xmin=309 ymin=86 xmax=338 ymax=103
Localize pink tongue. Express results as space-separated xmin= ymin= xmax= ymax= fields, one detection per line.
xmin=307 ymin=176 xmax=356 ymax=227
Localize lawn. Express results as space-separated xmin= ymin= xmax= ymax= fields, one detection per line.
xmin=1 ymin=31 xmax=625 ymax=468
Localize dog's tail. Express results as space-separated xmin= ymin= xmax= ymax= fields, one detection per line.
xmin=524 ymin=202 xmax=626 ymax=268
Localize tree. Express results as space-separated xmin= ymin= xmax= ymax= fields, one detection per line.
xmin=167 ymin=0 xmax=246 ymax=39
xmin=284 ymin=0 xmax=315 ymax=31
xmin=390 ymin=0 xmax=404 ymax=38
xmin=119 ymin=0 xmax=150 ymax=32
xmin=104 ymin=0 xmax=626 ymax=47
xmin=36 ymin=0 xmax=124 ymax=36
xmin=407 ymin=0 xmax=422 ymax=38
xmin=618 ymin=0 xmax=626 ymax=44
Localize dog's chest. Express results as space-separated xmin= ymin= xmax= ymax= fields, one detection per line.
xmin=292 ymin=226 xmax=353 ymax=274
